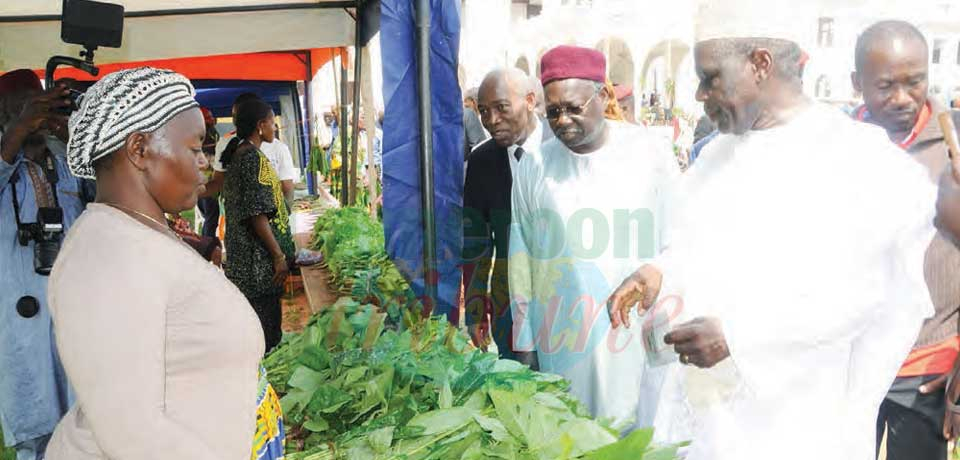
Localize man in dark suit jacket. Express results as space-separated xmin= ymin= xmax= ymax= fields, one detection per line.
xmin=463 ymin=68 xmax=544 ymax=361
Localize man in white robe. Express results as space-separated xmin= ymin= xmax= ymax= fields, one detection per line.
xmin=607 ymin=4 xmax=939 ymax=459
xmin=509 ymin=45 xmax=681 ymax=428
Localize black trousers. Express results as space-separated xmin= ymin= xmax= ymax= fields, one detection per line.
xmin=249 ymin=294 xmax=283 ymax=355
xmin=197 ymin=196 xmax=220 ymax=238
xmin=877 ymin=375 xmax=948 ymax=460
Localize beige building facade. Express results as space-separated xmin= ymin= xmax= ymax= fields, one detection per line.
xmin=459 ymin=0 xmax=960 ymax=117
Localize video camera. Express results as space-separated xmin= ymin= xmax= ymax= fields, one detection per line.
xmin=11 ymin=0 xmax=125 ymax=281
xmin=45 ymin=0 xmax=125 ymax=112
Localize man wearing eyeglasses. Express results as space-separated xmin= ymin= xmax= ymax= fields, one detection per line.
xmin=508 ymin=45 xmax=681 ymax=428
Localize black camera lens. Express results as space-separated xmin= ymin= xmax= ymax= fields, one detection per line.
xmin=17 ymin=226 xmax=34 ymax=246
xmin=34 ymin=240 xmax=61 ymax=275
xmin=16 ymin=296 xmax=40 ymax=319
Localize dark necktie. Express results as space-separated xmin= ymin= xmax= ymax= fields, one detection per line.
xmin=514 ymin=146 xmax=524 ymax=162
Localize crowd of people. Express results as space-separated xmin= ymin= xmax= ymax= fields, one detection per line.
xmin=461 ymin=15 xmax=960 ymax=460
xmin=1 ymin=8 xmax=960 ymax=460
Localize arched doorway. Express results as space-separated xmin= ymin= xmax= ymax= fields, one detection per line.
xmin=595 ymin=37 xmax=635 ymax=86
xmin=640 ymin=40 xmax=690 ymax=108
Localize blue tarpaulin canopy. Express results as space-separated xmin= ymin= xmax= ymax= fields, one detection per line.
xmin=381 ymin=0 xmax=463 ymax=317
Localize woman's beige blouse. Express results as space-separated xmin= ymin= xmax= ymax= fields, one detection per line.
xmin=45 ymin=203 xmax=265 ymax=460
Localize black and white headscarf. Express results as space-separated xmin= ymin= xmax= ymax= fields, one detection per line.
xmin=67 ymin=67 xmax=199 ymax=179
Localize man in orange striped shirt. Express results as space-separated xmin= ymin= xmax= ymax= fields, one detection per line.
xmin=852 ymin=20 xmax=960 ymax=460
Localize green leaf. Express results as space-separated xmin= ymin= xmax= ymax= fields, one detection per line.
xmin=288 ymin=366 xmax=325 ymax=393
xmin=462 ymin=389 xmax=489 ymax=411
xmin=297 ymin=346 xmax=330 ymax=371
xmin=491 ymin=359 xmax=526 ymax=373
xmin=341 ymin=444 xmax=378 ymax=460
xmin=473 ymin=413 xmax=511 ymax=442
xmin=583 ymin=428 xmax=654 ymax=460
xmin=356 ymin=366 xmax=395 ymax=417
xmin=366 ymin=426 xmax=395 ymax=454
xmin=459 ymin=439 xmax=485 ymax=460
xmin=405 ymin=407 xmax=478 ymax=437
xmin=280 ymin=388 xmax=311 ymax=420
xmin=342 ymin=366 xmax=369 ymax=387
xmin=543 ymin=419 xmax=618 ymax=458
xmin=362 ymin=312 xmax=386 ymax=351
xmin=306 ymin=384 xmax=353 ymax=414
xmin=303 ymin=418 xmax=330 ymax=433
xmin=488 ymin=389 xmax=528 ymax=441
xmin=532 ymin=392 xmax=569 ymax=412
xmin=439 ymin=381 xmax=453 ymax=409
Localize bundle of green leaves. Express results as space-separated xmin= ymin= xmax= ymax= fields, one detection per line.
xmin=268 ymin=298 xmax=684 ymax=460
xmin=310 ymin=208 xmax=416 ymax=311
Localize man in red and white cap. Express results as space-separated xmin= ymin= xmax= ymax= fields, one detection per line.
xmin=508 ymin=45 xmax=680 ymax=429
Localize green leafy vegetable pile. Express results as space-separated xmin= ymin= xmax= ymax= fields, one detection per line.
xmin=266 ymin=298 xmax=683 ymax=460
xmin=268 ymin=207 xmax=685 ymax=459
xmin=310 ymin=208 xmax=415 ymax=311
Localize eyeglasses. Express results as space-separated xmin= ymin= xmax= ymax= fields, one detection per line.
xmin=545 ymin=90 xmax=600 ymax=120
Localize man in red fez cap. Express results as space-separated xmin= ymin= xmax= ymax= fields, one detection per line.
xmin=509 ymin=45 xmax=681 ymax=429
xmin=614 ymin=84 xmax=637 ymax=124
xmin=539 ymin=45 xmax=610 ymax=151
xmin=0 ymin=70 xmax=44 ymax=140
xmin=0 ymin=69 xmax=42 ymax=95
xmin=0 ymin=70 xmax=84 ymax=460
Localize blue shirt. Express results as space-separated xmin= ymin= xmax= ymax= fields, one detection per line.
xmin=688 ymin=130 xmax=719 ymax=166
xmin=0 ymin=148 xmax=84 ymax=446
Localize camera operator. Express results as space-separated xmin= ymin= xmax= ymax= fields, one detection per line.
xmin=0 ymin=69 xmax=86 ymax=460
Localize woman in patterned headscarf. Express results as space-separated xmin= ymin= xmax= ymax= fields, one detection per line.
xmin=46 ymin=67 xmax=265 ymax=459
xmin=219 ymin=99 xmax=295 ymax=354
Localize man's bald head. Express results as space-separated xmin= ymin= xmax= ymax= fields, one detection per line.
xmin=694 ymin=38 xmax=804 ymax=134
xmin=852 ymin=20 xmax=929 ymax=140
xmin=701 ymin=38 xmax=804 ymax=85
xmin=855 ymin=20 xmax=927 ymax=74
xmin=477 ymin=68 xmax=537 ymax=147
xmin=479 ymin=68 xmax=534 ymax=98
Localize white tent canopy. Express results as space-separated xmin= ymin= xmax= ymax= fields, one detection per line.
xmin=0 ymin=0 xmax=356 ymax=72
